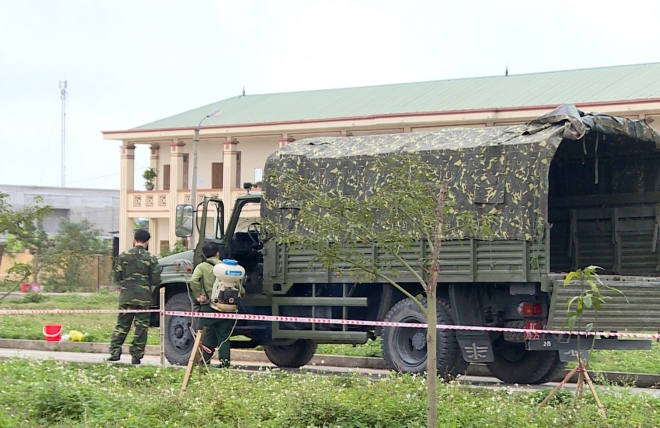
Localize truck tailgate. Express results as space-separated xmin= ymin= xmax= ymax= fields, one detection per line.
xmin=548 ymin=274 xmax=660 ymax=332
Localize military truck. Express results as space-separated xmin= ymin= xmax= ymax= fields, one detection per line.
xmin=155 ymin=104 xmax=660 ymax=384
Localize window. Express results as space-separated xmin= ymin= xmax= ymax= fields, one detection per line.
xmin=163 ymin=165 xmax=171 ymax=190
xmin=235 ymin=152 xmax=241 ymax=188
xmin=212 ymin=163 xmax=224 ymax=189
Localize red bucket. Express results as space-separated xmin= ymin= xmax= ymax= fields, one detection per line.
xmin=43 ymin=324 xmax=63 ymax=342
xmin=20 ymin=283 xmax=30 ymax=293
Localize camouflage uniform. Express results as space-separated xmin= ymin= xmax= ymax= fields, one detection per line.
xmin=190 ymin=257 xmax=240 ymax=367
xmin=109 ymin=245 xmax=160 ymax=359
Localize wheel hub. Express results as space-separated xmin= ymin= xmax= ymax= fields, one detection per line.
xmin=169 ymin=316 xmax=192 ymax=350
xmin=411 ymin=332 xmax=426 ymax=351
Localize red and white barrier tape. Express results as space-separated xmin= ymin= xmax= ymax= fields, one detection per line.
xmin=0 ymin=309 xmax=159 ymax=315
xmin=1 ymin=307 xmax=659 ymax=340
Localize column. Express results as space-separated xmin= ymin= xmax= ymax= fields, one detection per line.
xmin=149 ymin=217 xmax=159 ymax=255
xmin=168 ymin=140 xmax=186 ymax=245
xmin=222 ymin=138 xmax=240 ymax=226
xmin=150 ymin=144 xmax=160 ymax=188
xmin=118 ymin=144 xmax=135 ymax=251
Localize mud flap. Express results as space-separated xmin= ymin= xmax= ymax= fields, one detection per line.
xmin=449 ymin=284 xmax=494 ymax=363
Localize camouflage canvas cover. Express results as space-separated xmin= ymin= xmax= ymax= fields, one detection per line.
xmin=262 ymin=104 xmax=660 ymax=242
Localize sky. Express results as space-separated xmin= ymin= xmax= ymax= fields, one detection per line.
xmin=1 ymin=0 xmax=659 ymax=190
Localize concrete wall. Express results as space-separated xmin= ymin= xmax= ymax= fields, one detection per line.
xmin=0 ymin=185 xmax=119 ymax=240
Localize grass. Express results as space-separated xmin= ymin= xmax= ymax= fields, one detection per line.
xmin=0 ymin=291 xmax=160 ymax=346
xmin=1 ymin=358 xmax=659 ymax=427
xmin=1 ymin=292 xmax=659 ymax=375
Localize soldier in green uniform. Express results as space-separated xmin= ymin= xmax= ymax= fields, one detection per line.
xmin=108 ymin=229 xmax=160 ymax=364
xmin=190 ymin=242 xmax=242 ymax=368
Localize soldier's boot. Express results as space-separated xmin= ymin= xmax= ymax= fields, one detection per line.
xmin=131 ymin=356 xmax=141 ymax=365
xmin=107 ymin=354 xmax=121 ymax=362
xmin=216 ymin=359 xmax=230 ymax=369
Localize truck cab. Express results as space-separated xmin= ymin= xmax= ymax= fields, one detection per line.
xmin=157 ymin=186 xmax=315 ymax=366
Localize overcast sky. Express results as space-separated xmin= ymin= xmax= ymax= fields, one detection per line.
xmin=1 ymin=0 xmax=659 ymax=190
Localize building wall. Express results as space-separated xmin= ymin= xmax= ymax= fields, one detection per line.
xmin=0 ymin=185 xmax=119 ymax=240
xmin=109 ymin=102 xmax=660 ymax=252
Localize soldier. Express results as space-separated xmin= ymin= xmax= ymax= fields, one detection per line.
xmin=190 ymin=242 xmax=242 ymax=368
xmin=108 ymin=229 xmax=160 ymax=364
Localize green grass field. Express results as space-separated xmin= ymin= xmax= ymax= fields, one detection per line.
xmin=1 ymin=292 xmax=658 ymax=375
xmin=1 ymin=358 xmax=658 ymax=427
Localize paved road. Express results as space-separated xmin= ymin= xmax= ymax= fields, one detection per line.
xmin=1 ymin=347 xmax=659 ymax=397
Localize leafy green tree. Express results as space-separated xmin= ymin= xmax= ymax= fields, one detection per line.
xmin=159 ymin=240 xmax=188 ymax=258
xmin=264 ymin=153 xmax=492 ymax=428
xmin=40 ymin=219 xmax=109 ymax=291
xmin=0 ymin=192 xmax=50 ymax=271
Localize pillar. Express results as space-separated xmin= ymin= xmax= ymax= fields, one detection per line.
xmin=149 ymin=217 xmax=159 ymax=254
xmin=150 ymin=144 xmax=160 ymax=188
xmin=222 ymin=138 xmax=240 ymax=226
xmin=168 ymin=140 xmax=186 ymax=246
xmin=119 ymin=144 xmax=135 ymax=251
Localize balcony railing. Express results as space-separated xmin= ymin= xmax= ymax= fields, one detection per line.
xmin=127 ymin=188 xmax=260 ymax=214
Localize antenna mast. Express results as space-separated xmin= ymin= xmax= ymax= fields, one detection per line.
xmin=59 ymin=80 xmax=67 ymax=187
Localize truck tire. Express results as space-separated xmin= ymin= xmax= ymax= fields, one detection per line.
xmin=264 ymin=339 xmax=317 ymax=368
xmin=535 ymin=351 xmax=567 ymax=383
xmin=164 ymin=292 xmax=198 ymax=366
xmin=381 ymin=298 xmax=466 ymax=379
xmin=437 ymin=298 xmax=470 ymax=378
xmin=486 ymin=339 xmax=556 ymax=384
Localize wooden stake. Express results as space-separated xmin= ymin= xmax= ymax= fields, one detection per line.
xmin=538 ymin=365 xmax=579 ymax=408
xmin=159 ymin=287 xmax=166 ymax=367
xmin=180 ymin=326 xmax=206 ymax=395
xmin=583 ymin=366 xmax=607 ymax=418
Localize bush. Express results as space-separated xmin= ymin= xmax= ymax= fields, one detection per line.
xmin=159 ymin=240 xmax=188 ymax=258
xmin=21 ymin=292 xmax=49 ymax=304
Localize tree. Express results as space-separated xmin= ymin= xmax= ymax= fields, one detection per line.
xmin=538 ymin=266 xmax=622 ymax=418
xmin=0 ymin=192 xmax=50 ymax=273
xmin=40 ymin=219 xmax=109 ymax=291
xmin=263 ymin=153 xmax=492 ymax=427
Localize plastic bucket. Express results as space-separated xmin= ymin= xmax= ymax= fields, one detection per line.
xmin=43 ymin=324 xmax=63 ymax=342
xmin=20 ymin=283 xmax=30 ymax=293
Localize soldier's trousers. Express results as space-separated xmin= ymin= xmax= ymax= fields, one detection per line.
xmin=109 ymin=303 xmax=149 ymax=358
xmin=198 ymin=316 xmax=234 ymax=367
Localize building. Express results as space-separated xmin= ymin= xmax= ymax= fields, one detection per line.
xmin=0 ymin=185 xmax=120 ymax=241
xmin=102 ymin=63 xmax=660 ymax=253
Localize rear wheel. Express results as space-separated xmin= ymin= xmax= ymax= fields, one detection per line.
xmin=381 ymin=298 xmax=467 ymax=379
xmin=535 ymin=351 xmax=567 ymax=383
xmin=264 ymin=339 xmax=317 ymax=368
xmin=486 ymin=339 xmax=557 ymax=384
xmin=164 ymin=292 xmax=198 ymax=366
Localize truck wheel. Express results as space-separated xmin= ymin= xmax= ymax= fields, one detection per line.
xmin=486 ymin=339 xmax=556 ymax=384
xmin=535 ymin=351 xmax=567 ymax=383
xmin=264 ymin=339 xmax=317 ymax=368
xmin=164 ymin=292 xmax=198 ymax=366
xmin=437 ymin=298 xmax=469 ymax=378
xmin=381 ymin=298 xmax=466 ymax=379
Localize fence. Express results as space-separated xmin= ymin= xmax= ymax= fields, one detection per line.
xmin=0 ymin=251 xmax=114 ymax=291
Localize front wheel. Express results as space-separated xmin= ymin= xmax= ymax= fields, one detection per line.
xmin=381 ymin=298 xmax=466 ymax=380
xmin=164 ymin=292 xmax=198 ymax=366
xmin=264 ymin=339 xmax=317 ymax=368
xmin=486 ymin=339 xmax=557 ymax=384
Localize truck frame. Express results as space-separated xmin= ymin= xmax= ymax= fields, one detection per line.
xmin=154 ymin=105 xmax=660 ymax=384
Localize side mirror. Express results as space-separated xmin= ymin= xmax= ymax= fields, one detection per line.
xmin=175 ymin=204 xmax=194 ymax=237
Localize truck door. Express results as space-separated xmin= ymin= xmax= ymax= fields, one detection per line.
xmin=175 ymin=197 xmax=225 ymax=265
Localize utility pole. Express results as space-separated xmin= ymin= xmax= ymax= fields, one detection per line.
xmin=59 ymin=80 xmax=68 ymax=187
xmin=189 ymin=107 xmax=222 ymax=250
